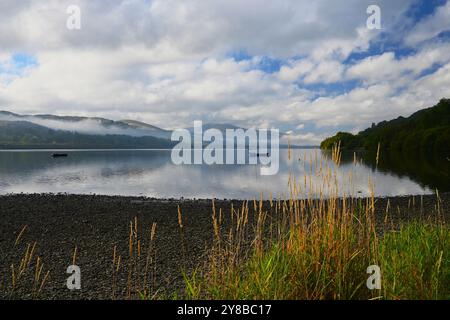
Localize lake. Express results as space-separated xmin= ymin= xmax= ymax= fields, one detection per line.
xmin=0 ymin=149 xmax=448 ymax=199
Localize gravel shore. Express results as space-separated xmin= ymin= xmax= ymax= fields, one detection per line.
xmin=0 ymin=193 xmax=448 ymax=300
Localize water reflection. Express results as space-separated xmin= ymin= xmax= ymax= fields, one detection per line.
xmin=0 ymin=149 xmax=445 ymax=199
xmin=338 ymin=150 xmax=450 ymax=193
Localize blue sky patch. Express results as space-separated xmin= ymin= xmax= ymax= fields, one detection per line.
xmin=12 ymin=53 xmax=38 ymax=72
xmin=0 ymin=53 xmax=38 ymax=78
xmin=228 ymin=50 xmax=285 ymax=73
xmin=297 ymin=80 xmax=362 ymax=99
xmin=405 ymin=0 xmax=447 ymax=23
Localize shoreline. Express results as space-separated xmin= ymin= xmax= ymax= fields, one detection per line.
xmin=0 ymin=190 xmax=442 ymax=201
xmin=0 ymin=193 xmax=448 ymax=299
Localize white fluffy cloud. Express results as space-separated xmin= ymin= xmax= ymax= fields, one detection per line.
xmin=0 ymin=0 xmax=449 ymax=145
xmin=405 ymin=1 xmax=450 ymax=45
xmin=346 ymin=44 xmax=450 ymax=85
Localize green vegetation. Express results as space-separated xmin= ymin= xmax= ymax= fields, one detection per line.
xmin=379 ymin=222 xmax=449 ymax=299
xmin=2 ymin=145 xmax=448 ymax=300
xmin=183 ymin=220 xmax=448 ymax=300
xmin=0 ymin=120 xmax=174 ymax=149
xmin=320 ymin=98 xmax=450 ymax=154
xmin=178 ymin=148 xmax=449 ymax=300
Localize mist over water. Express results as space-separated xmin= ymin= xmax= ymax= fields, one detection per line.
xmin=0 ymin=113 xmax=169 ymax=138
xmin=0 ymin=149 xmax=440 ymax=199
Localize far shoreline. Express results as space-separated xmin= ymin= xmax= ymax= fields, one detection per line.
xmin=0 ymin=190 xmax=441 ymax=201
xmin=0 ymin=145 xmax=320 ymax=151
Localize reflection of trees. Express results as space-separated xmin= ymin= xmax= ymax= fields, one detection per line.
xmin=338 ymin=150 xmax=450 ymax=192
xmin=0 ymin=151 xmax=170 ymax=178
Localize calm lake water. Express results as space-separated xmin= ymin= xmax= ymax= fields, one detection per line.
xmin=0 ymin=149 xmax=448 ymax=199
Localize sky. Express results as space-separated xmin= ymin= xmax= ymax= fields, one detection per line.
xmin=0 ymin=0 xmax=450 ymax=145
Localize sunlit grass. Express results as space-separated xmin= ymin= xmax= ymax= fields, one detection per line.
xmin=379 ymin=221 xmax=449 ymax=300
xmin=1 ymin=143 xmax=448 ymax=300
xmin=2 ymin=225 xmax=51 ymax=299
xmin=182 ymin=219 xmax=448 ymax=300
xmin=181 ymin=143 xmax=449 ymax=300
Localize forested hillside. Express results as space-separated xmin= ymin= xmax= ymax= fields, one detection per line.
xmin=0 ymin=120 xmax=174 ymax=149
xmin=320 ymin=99 xmax=450 ymax=154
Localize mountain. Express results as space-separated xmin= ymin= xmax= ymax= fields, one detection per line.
xmin=118 ymin=119 xmax=171 ymax=139
xmin=0 ymin=120 xmax=175 ymax=149
xmin=320 ymin=98 xmax=450 ymax=155
xmin=0 ymin=110 xmax=176 ymax=149
xmin=0 ymin=110 xmax=170 ymax=139
xmin=0 ymin=110 xmax=294 ymax=149
xmin=119 ymin=119 xmax=162 ymax=130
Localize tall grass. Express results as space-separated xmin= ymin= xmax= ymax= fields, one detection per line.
xmin=111 ymin=218 xmax=158 ymax=300
xmin=182 ymin=143 xmax=449 ymax=300
xmin=379 ymin=221 xmax=449 ymax=300
xmin=183 ymin=219 xmax=448 ymax=300
xmin=2 ymin=225 xmax=51 ymax=299
xmin=1 ymin=143 xmax=448 ymax=300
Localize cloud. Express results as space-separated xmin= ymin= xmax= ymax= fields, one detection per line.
xmin=0 ymin=0 xmax=448 ymax=145
xmin=346 ymin=44 xmax=450 ymax=85
xmin=0 ymin=1 xmax=410 ymax=55
xmin=281 ymin=132 xmax=326 ymax=146
xmin=405 ymin=1 xmax=450 ymax=45
xmin=0 ymin=112 xmax=168 ymax=137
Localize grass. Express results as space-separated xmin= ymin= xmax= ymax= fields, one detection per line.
xmin=112 ymin=217 xmax=158 ymax=300
xmin=180 ymin=145 xmax=449 ymax=300
xmin=183 ymin=219 xmax=448 ymax=300
xmin=1 ymin=225 xmax=51 ymax=299
xmin=1 ymin=145 xmax=448 ymax=300
xmin=379 ymin=222 xmax=449 ymax=300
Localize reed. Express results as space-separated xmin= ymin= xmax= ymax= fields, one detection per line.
xmin=178 ymin=205 xmax=187 ymax=266
xmin=5 ymin=226 xmax=50 ymax=299
xmin=15 ymin=225 xmax=28 ymax=246
xmin=72 ymin=246 xmax=78 ymax=266
xmin=1 ymin=143 xmax=447 ymax=300
xmin=111 ymin=218 xmax=159 ymax=299
xmin=182 ymin=143 xmax=449 ymax=300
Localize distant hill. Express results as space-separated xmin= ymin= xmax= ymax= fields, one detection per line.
xmin=0 ymin=110 xmax=297 ymax=149
xmin=320 ymin=98 xmax=450 ymax=155
xmin=117 ymin=119 xmax=171 ymax=139
xmin=0 ymin=110 xmax=171 ymax=139
xmin=119 ymin=119 xmax=162 ymax=130
xmin=0 ymin=120 xmax=175 ymax=149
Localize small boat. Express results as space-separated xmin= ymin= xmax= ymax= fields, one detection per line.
xmin=52 ymin=153 xmax=68 ymax=158
xmin=249 ymin=152 xmax=270 ymax=157
xmin=257 ymin=152 xmax=270 ymax=157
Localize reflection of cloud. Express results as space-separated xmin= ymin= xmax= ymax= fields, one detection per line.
xmin=0 ymin=150 xmax=432 ymax=199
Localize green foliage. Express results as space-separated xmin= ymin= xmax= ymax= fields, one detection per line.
xmin=320 ymin=98 xmax=450 ymax=155
xmin=320 ymin=132 xmax=361 ymax=150
xmin=379 ymin=221 xmax=449 ymax=300
xmin=183 ymin=221 xmax=449 ymax=300
xmin=0 ymin=120 xmax=174 ymax=149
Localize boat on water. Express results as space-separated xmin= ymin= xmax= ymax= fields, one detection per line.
xmin=52 ymin=153 xmax=68 ymax=158
xmin=249 ymin=152 xmax=270 ymax=157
